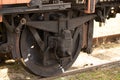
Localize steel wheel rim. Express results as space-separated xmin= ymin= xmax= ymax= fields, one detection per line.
xmin=20 ymin=27 xmax=82 ymax=77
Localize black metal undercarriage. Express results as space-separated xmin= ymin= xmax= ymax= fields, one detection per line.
xmin=0 ymin=0 xmax=120 ymax=77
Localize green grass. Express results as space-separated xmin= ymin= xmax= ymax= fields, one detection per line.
xmin=54 ymin=67 xmax=120 ymax=80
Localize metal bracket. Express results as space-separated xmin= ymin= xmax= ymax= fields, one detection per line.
xmin=15 ymin=18 xmax=27 ymax=33
xmin=30 ymin=0 xmax=42 ymax=8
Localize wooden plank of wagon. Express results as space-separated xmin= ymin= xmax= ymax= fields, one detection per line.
xmin=0 ymin=0 xmax=30 ymax=22
xmin=0 ymin=0 xmax=30 ymax=5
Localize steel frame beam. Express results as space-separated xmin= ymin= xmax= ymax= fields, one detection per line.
xmin=0 ymin=3 xmax=71 ymax=15
xmin=26 ymin=14 xmax=96 ymax=33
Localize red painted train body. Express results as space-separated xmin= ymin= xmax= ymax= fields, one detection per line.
xmin=0 ymin=0 xmax=30 ymax=4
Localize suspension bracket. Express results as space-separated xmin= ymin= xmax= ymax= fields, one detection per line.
xmin=48 ymin=30 xmax=73 ymax=57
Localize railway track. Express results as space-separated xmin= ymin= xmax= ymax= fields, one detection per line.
xmin=40 ymin=60 xmax=120 ymax=80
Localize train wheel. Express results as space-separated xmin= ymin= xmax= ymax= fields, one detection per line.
xmin=20 ymin=26 xmax=83 ymax=77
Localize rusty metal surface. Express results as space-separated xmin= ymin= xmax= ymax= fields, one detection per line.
xmin=0 ymin=3 xmax=71 ymax=15
xmin=84 ymin=0 xmax=97 ymax=13
xmin=0 ymin=0 xmax=120 ymax=77
xmin=82 ymin=23 xmax=88 ymax=48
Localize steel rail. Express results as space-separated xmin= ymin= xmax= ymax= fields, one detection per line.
xmin=39 ymin=60 xmax=120 ymax=80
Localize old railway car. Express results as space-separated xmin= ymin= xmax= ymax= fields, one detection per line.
xmin=0 ymin=0 xmax=120 ymax=77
